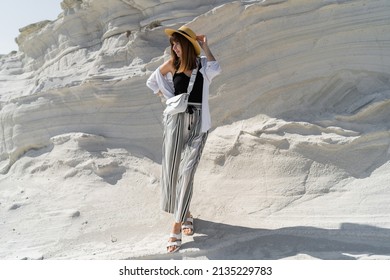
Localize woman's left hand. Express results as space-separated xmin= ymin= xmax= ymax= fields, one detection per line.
xmin=196 ymin=34 xmax=216 ymax=61
xmin=196 ymin=35 xmax=208 ymax=49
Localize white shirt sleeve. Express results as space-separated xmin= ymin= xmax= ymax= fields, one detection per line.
xmin=199 ymin=56 xmax=222 ymax=82
xmin=146 ymin=67 xmax=175 ymax=99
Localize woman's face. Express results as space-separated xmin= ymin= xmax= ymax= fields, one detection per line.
xmin=172 ymin=41 xmax=182 ymax=58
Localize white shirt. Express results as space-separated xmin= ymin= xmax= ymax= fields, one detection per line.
xmin=146 ymin=56 xmax=222 ymax=133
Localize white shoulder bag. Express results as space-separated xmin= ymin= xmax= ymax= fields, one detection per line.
xmin=164 ymin=60 xmax=199 ymax=115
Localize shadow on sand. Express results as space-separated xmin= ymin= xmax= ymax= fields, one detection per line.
xmin=133 ymin=219 xmax=390 ymax=260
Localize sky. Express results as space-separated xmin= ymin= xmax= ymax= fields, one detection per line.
xmin=0 ymin=1 xmax=62 ymax=54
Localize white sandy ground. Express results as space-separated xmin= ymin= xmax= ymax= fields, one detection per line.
xmin=1 ymin=0 xmax=390 ymax=260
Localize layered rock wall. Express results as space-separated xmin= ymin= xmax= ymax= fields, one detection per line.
xmin=1 ymin=0 xmax=390 ymax=225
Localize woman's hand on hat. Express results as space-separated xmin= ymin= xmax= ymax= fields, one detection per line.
xmin=196 ymin=35 xmax=208 ymax=49
xmin=196 ymin=34 xmax=216 ymax=61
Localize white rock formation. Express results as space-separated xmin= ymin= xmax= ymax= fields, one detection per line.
xmin=0 ymin=0 xmax=390 ymax=259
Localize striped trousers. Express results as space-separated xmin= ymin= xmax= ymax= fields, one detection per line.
xmin=161 ymin=105 xmax=208 ymax=223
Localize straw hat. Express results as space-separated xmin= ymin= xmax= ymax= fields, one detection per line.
xmin=165 ymin=25 xmax=201 ymax=56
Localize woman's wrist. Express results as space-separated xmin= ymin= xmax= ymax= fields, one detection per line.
xmin=203 ymin=45 xmax=216 ymax=61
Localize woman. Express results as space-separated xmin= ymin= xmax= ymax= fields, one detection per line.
xmin=146 ymin=25 xmax=221 ymax=253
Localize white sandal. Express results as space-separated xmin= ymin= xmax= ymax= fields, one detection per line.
xmin=182 ymin=216 xmax=194 ymax=236
xmin=167 ymin=232 xmax=182 ymax=253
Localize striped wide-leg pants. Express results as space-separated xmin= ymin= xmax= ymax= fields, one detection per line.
xmin=161 ymin=104 xmax=208 ymax=223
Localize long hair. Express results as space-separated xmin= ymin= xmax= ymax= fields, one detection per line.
xmin=170 ymin=32 xmax=197 ymax=73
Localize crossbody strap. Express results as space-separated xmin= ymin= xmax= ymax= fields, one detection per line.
xmin=186 ymin=57 xmax=200 ymax=95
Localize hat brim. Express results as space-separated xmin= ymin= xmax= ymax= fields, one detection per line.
xmin=165 ymin=28 xmax=201 ymax=56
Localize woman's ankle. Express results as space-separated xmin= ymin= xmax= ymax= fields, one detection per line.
xmin=172 ymin=222 xmax=181 ymax=233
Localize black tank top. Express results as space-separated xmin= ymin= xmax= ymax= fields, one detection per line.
xmin=173 ymin=65 xmax=203 ymax=103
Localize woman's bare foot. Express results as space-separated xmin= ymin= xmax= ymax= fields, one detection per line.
xmin=167 ymin=222 xmax=182 ymax=253
xmin=182 ymin=213 xmax=194 ymax=236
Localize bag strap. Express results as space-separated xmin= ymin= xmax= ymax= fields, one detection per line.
xmin=186 ymin=57 xmax=200 ymax=95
